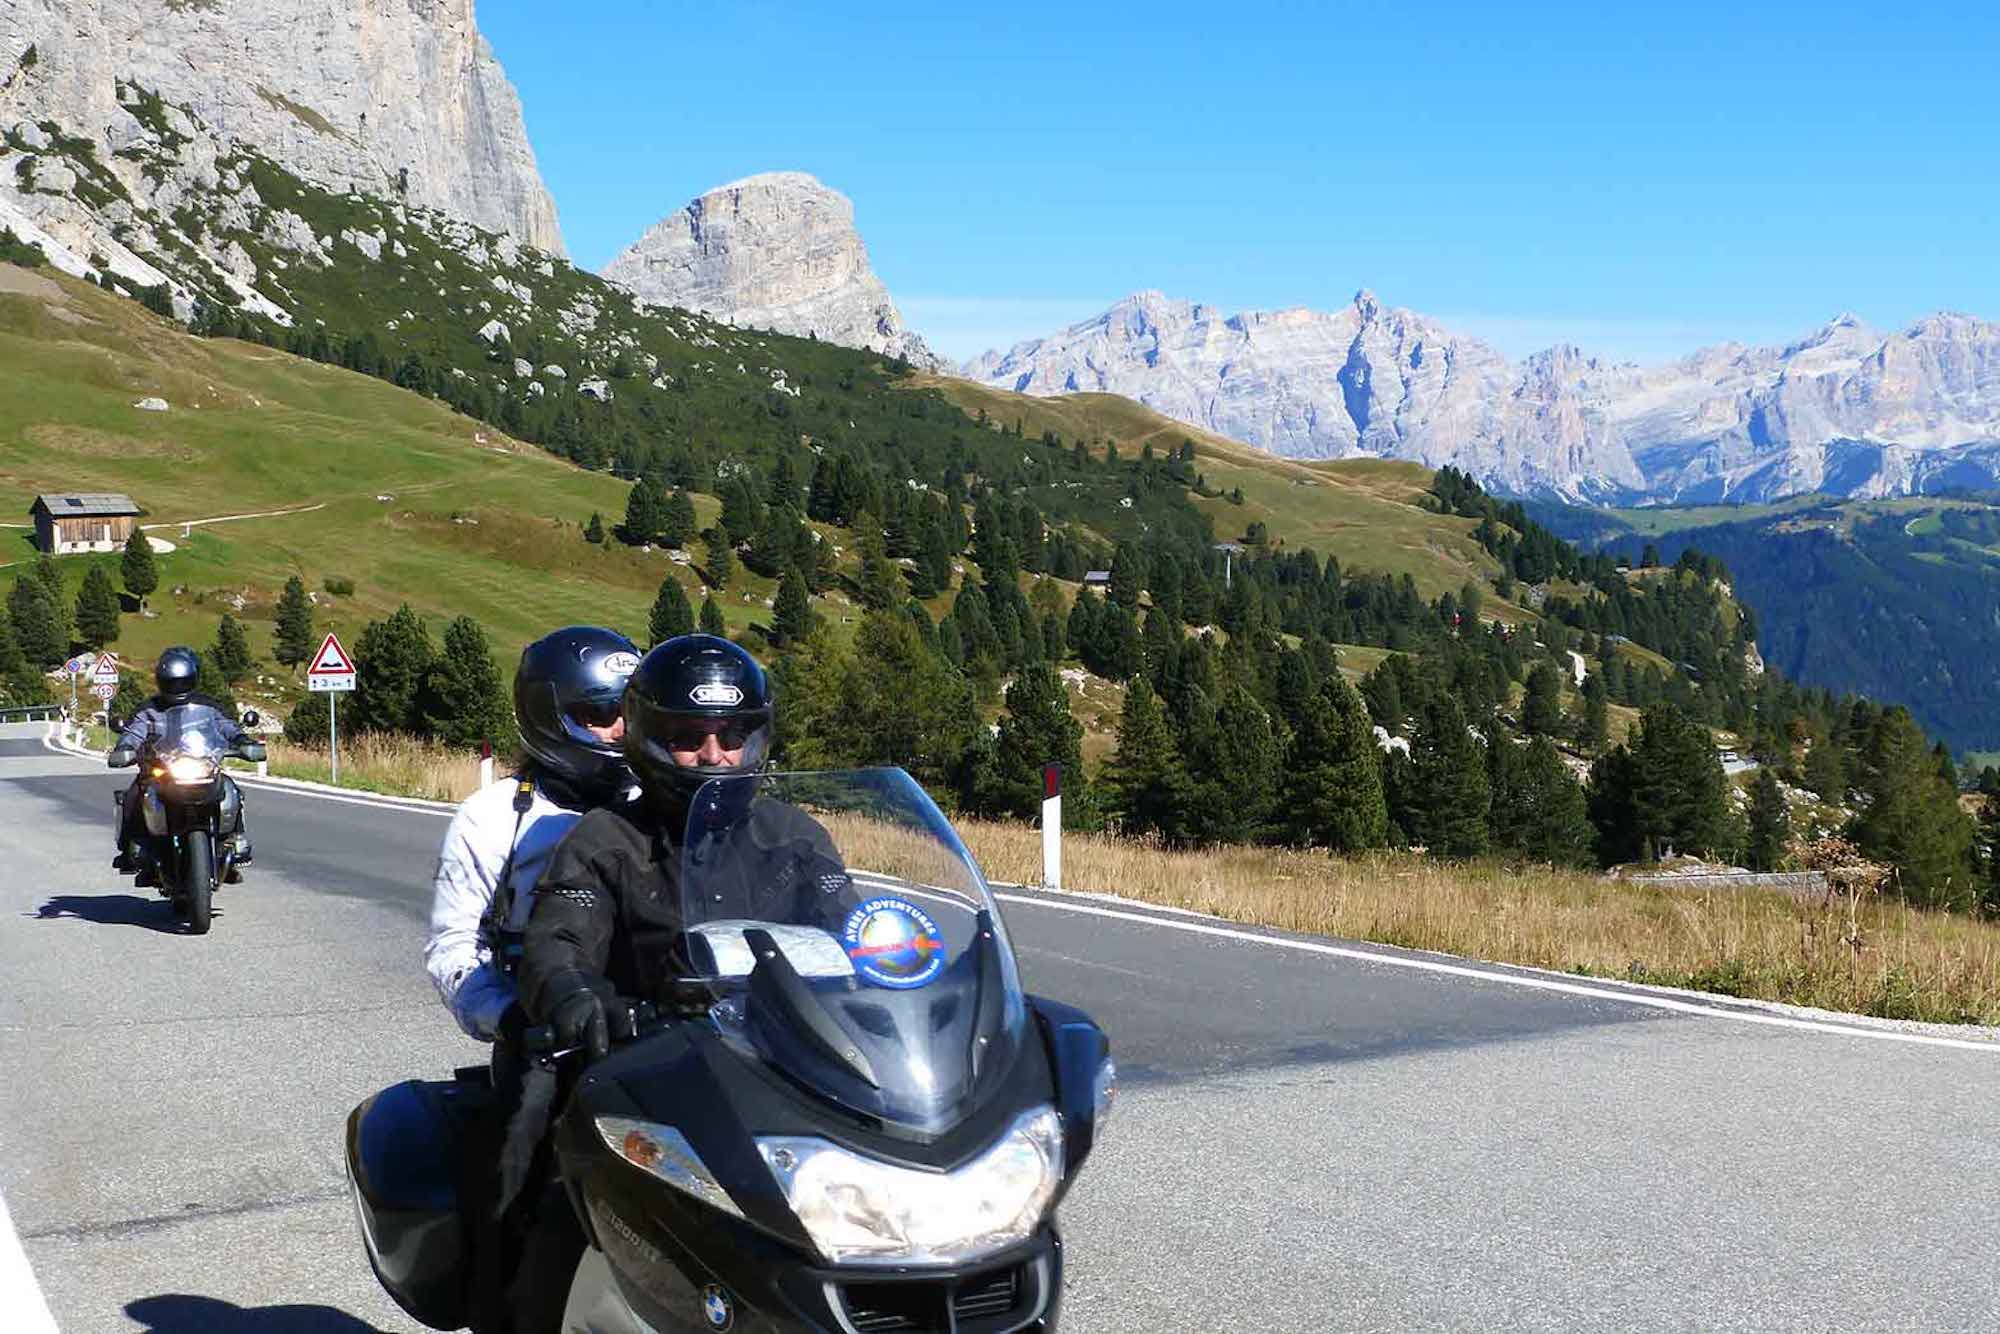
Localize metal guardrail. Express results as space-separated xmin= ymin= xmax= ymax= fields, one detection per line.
xmin=0 ymin=705 xmax=63 ymax=722
xmin=1625 ymin=871 xmax=1829 ymax=896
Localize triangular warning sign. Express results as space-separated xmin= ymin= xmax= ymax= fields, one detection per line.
xmin=308 ymin=632 xmax=354 ymax=676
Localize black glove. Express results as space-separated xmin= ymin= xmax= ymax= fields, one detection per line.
xmin=107 ymin=746 xmax=136 ymax=769
xmin=546 ymin=974 xmax=611 ymax=1061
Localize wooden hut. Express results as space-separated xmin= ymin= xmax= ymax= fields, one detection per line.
xmin=29 ymin=494 xmax=141 ymax=554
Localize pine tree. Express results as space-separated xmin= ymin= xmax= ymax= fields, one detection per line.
xmin=211 ymin=612 xmax=251 ymax=682
xmin=273 ymin=574 xmax=315 ymax=669
xmin=120 ymin=528 xmax=158 ymax=608
xmin=1103 ymin=678 xmax=1189 ymax=840
xmin=352 ymin=604 xmax=436 ymax=734
xmin=1578 ymin=672 xmax=1610 ymax=754
xmin=1745 ymin=767 xmax=1790 ymax=872
xmin=1403 ymin=694 xmax=1490 ymax=856
xmin=31 ymin=554 xmax=69 ymax=651
xmin=619 ymin=478 xmax=663 ymax=545
xmin=1853 ymin=707 xmax=1977 ymax=906
xmin=699 ymin=594 xmax=728 ymax=638
xmin=1522 ymin=662 xmax=1563 ymax=736
xmin=1489 ymin=737 xmax=1594 ymax=866
xmin=983 ymin=662 xmax=1086 ymax=821
xmin=194 ymin=653 xmax=237 ymax=718
xmin=584 ymin=511 xmax=606 ymax=544
xmin=855 ymin=516 xmax=903 ymax=612
xmin=1281 ymin=679 xmax=1389 ymax=852
xmin=0 ymin=607 xmax=41 ymax=705
xmin=772 ymin=566 xmax=815 ymax=647
xmin=663 ymin=489 xmax=699 ymax=548
xmin=703 ymin=528 xmax=734 ymax=589
xmin=74 ymin=564 xmax=121 ymax=648
xmin=1183 ymin=685 xmax=1283 ymax=845
xmin=718 ymin=476 xmax=763 ymax=546
xmin=648 ymin=575 xmax=694 ymax=646
xmin=422 ymin=616 xmax=514 ymax=749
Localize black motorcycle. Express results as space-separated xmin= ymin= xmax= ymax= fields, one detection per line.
xmin=110 ymin=704 xmax=265 ymax=934
xmin=347 ymin=768 xmax=1114 ymax=1333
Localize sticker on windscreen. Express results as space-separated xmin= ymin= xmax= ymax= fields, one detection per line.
xmin=842 ymin=896 xmax=946 ymax=989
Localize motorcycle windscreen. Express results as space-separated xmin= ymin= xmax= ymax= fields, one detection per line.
xmin=681 ymin=769 xmax=1031 ymax=1138
xmin=157 ymin=702 xmax=234 ymax=757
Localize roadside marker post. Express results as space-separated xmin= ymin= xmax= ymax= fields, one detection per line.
xmin=1041 ymin=763 xmax=1062 ymax=892
xmin=480 ymin=738 xmax=495 ymax=788
xmin=306 ymin=632 xmax=357 ymax=784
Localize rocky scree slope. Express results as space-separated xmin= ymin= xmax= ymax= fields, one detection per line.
xmin=602 ymin=172 xmax=942 ymax=371
xmin=970 ymin=291 xmax=2000 ymax=506
xmin=0 ymin=0 xmax=560 ymax=262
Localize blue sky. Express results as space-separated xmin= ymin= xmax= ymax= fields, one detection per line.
xmin=481 ymin=1 xmax=1999 ymax=365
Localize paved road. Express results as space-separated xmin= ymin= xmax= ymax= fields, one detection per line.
xmin=3 ymin=723 xmax=1999 ymax=1332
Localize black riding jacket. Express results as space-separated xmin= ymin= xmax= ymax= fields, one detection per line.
xmin=518 ymin=794 xmax=851 ymax=1022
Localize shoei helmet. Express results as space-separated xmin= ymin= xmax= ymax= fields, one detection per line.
xmin=513 ymin=626 xmax=643 ymax=797
xmin=622 ymin=634 xmax=773 ymax=808
xmin=155 ymin=646 xmax=199 ymax=705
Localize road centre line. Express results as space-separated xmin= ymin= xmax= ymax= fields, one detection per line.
xmin=36 ymin=725 xmax=2000 ymax=1053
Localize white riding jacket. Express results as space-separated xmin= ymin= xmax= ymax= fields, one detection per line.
xmin=425 ymin=775 xmax=591 ymax=1041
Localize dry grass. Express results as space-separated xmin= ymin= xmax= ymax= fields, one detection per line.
xmin=947 ymin=821 xmax=2000 ymax=1026
xmin=263 ymin=733 xmax=486 ymax=802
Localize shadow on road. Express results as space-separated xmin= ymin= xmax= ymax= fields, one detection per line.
xmin=32 ymin=893 xmax=188 ymax=933
xmin=126 ymin=1295 xmax=396 ymax=1332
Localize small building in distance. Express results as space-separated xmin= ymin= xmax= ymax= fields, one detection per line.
xmin=29 ymin=493 xmax=141 ymax=554
xmin=1082 ymin=570 xmax=1112 ymax=589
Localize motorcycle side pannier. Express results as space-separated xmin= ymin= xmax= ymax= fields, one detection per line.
xmin=344 ymin=1076 xmax=488 ymax=1330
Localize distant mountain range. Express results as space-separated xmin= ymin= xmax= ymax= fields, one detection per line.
xmin=966 ymin=292 xmax=2000 ymax=506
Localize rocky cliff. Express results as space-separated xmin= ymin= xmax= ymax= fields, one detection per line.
xmin=0 ymin=0 xmax=560 ymax=253
xmin=602 ymin=172 xmax=941 ymax=370
xmin=970 ymin=293 xmax=2000 ymax=503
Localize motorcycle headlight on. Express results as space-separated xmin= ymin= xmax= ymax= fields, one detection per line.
xmin=756 ymin=1105 xmax=1064 ymax=1266
xmin=163 ymin=754 xmax=219 ymax=785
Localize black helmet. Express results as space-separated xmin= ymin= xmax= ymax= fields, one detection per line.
xmin=156 ymin=646 xmax=199 ymax=704
xmin=623 ymin=635 xmax=773 ymax=809
xmin=513 ymin=626 xmax=642 ymax=799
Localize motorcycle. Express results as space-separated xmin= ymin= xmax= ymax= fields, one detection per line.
xmin=110 ymin=704 xmax=265 ymax=934
xmin=347 ymin=767 xmax=1115 ymax=1333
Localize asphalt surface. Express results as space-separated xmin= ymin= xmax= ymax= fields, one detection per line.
xmin=3 ymin=723 xmax=1999 ymax=1331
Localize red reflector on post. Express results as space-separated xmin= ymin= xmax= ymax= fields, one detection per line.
xmin=1042 ymin=763 xmax=1061 ymax=799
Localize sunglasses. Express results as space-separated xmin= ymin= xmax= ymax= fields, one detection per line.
xmin=662 ymin=720 xmax=758 ymax=752
xmin=566 ymin=698 xmax=624 ymax=730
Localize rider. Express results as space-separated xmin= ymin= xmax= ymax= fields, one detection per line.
xmin=108 ymin=646 xmax=251 ymax=887
xmin=519 ymin=633 xmax=844 ymax=1060
xmin=424 ymin=626 xmax=640 ymax=1043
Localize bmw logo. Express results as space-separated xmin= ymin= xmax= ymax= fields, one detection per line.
xmin=701 ymin=1284 xmax=734 ymax=1330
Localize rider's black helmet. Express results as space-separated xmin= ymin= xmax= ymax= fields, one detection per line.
xmin=513 ymin=626 xmax=642 ymax=799
xmin=155 ymin=646 xmax=199 ymax=705
xmin=623 ymin=635 xmax=773 ymax=808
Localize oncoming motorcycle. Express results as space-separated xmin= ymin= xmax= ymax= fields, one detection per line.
xmin=347 ymin=767 xmax=1115 ymax=1333
xmin=110 ymin=704 xmax=265 ymax=934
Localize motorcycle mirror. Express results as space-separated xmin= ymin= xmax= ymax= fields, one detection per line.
xmin=240 ymin=709 xmax=262 ymax=729
xmin=109 ymin=715 xmax=127 ymax=734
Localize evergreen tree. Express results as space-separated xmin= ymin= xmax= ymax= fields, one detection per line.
xmin=584 ymin=511 xmax=606 ymax=545
xmin=771 ymin=566 xmax=815 ymax=647
xmin=982 ymin=662 xmax=1086 ymax=821
xmin=0 ymin=607 xmax=43 ymax=705
xmin=352 ymin=604 xmax=435 ymax=734
xmin=854 ymin=515 xmax=903 ymax=612
xmin=1522 ymin=662 xmax=1563 ymax=736
xmin=31 ymin=554 xmax=70 ymax=652
xmin=422 ymin=616 xmax=514 ymax=749
xmin=1803 ymin=734 xmax=1846 ymax=802
xmin=1281 ymin=679 xmax=1389 ymax=852
xmin=662 ymin=490 xmax=699 ymax=548
xmin=273 ymin=574 xmax=315 ymax=669
xmin=648 ymin=575 xmax=694 ymax=646
xmin=718 ymin=476 xmax=763 ymax=545
xmin=1853 ymin=707 xmax=1977 ymax=907
xmin=1588 ymin=705 xmax=1730 ymax=864
xmin=1745 ymin=767 xmax=1790 ymax=872
xmin=703 ymin=528 xmax=734 ymax=589
xmin=120 ymin=528 xmax=158 ymax=608
xmin=619 ymin=477 xmax=664 ymax=545
xmin=1577 ymin=672 xmax=1610 ymax=754
xmin=211 ymin=611 xmax=251 ymax=682
xmin=699 ymin=594 xmax=728 ymax=638
xmin=1103 ymin=678 xmax=1189 ymax=840
xmin=1403 ymin=694 xmax=1490 ymax=856
xmin=194 ymin=654 xmax=237 ymax=718
xmin=779 ymin=615 xmax=980 ymax=790
xmin=1109 ymin=541 xmax=1145 ymax=609
xmin=74 ymin=564 xmax=121 ymax=649
xmin=1489 ymin=737 xmax=1594 ymax=866
xmin=1184 ymin=685 xmax=1284 ymax=845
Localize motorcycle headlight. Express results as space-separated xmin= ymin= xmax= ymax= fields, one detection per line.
xmin=757 ymin=1105 xmax=1063 ymax=1266
xmin=165 ymin=755 xmax=218 ymax=784
xmin=594 ymin=1117 xmax=743 ymax=1220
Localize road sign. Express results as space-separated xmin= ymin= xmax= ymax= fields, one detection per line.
xmin=90 ymin=653 xmax=120 ymax=686
xmin=91 ymin=682 xmax=116 ymax=701
xmin=64 ymin=655 xmax=88 ymax=676
xmin=307 ymin=632 xmax=356 ymax=693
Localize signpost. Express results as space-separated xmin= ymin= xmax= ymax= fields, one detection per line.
xmin=1041 ymin=763 xmax=1062 ymax=891
xmin=87 ymin=653 xmax=119 ymax=725
xmin=307 ymin=632 xmax=356 ymax=783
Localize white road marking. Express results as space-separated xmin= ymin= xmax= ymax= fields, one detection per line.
xmin=989 ymin=889 xmax=2000 ymax=1055
xmin=0 ymin=1192 xmax=59 ymax=1334
xmin=29 ymin=724 xmax=2000 ymax=1054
